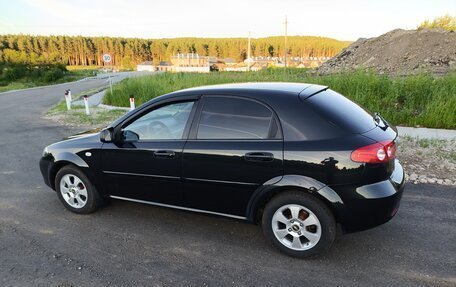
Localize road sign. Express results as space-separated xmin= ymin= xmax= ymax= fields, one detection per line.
xmin=102 ymin=54 xmax=112 ymax=63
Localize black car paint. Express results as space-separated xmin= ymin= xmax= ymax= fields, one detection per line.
xmin=40 ymin=82 xmax=405 ymax=232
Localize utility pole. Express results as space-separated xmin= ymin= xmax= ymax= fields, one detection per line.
xmin=247 ymin=31 xmax=251 ymax=71
xmin=284 ymin=16 xmax=288 ymax=68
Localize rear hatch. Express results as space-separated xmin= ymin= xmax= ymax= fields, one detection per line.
xmin=301 ymin=88 xmax=398 ymax=183
xmin=300 ymin=88 xmax=378 ymax=134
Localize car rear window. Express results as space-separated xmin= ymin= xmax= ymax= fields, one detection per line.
xmin=303 ymin=89 xmax=376 ymax=134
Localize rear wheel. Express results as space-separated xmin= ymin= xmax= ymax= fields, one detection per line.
xmin=262 ymin=191 xmax=336 ymax=258
xmin=55 ymin=165 xmax=102 ymax=214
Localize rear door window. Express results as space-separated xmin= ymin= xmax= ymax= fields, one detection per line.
xmin=196 ymin=96 xmax=279 ymax=139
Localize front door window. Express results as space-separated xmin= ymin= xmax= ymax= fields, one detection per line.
xmin=124 ymin=101 xmax=195 ymax=141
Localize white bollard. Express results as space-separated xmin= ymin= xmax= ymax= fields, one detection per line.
xmin=83 ymin=95 xmax=90 ymax=115
xmin=64 ymin=90 xmax=71 ymax=110
xmin=130 ymin=96 xmax=135 ymax=111
xmin=68 ymin=89 xmax=72 ymax=103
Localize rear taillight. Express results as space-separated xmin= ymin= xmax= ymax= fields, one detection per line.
xmin=351 ymin=140 xmax=396 ymax=163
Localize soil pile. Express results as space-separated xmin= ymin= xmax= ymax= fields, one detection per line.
xmin=317 ymin=28 xmax=456 ymax=76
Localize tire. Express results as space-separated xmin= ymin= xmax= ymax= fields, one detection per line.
xmin=55 ymin=165 xmax=103 ymax=214
xmin=262 ymin=191 xmax=336 ymax=258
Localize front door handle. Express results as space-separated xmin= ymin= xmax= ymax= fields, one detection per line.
xmin=153 ymin=150 xmax=176 ymax=158
xmin=245 ymin=152 xmax=274 ymax=162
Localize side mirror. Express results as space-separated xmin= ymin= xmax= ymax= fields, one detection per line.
xmin=100 ymin=128 xmax=113 ymax=143
xmin=121 ymin=130 xmax=140 ymax=143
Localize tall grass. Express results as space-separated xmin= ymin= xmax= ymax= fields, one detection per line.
xmin=0 ymin=64 xmax=94 ymax=92
xmin=103 ymin=69 xmax=456 ymax=129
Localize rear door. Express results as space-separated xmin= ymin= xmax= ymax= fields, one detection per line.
xmin=181 ymin=95 xmax=283 ymax=217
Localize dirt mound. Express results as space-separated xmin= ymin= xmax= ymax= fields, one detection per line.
xmin=317 ymin=29 xmax=456 ymax=76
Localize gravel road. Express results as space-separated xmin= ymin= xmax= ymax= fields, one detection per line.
xmin=0 ymin=79 xmax=455 ymax=287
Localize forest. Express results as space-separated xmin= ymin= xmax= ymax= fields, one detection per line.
xmin=0 ymin=34 xmax=350 ymax=68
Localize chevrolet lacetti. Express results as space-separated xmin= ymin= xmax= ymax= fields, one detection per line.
xmin=40 ymin=83 xmax=405 ymax=258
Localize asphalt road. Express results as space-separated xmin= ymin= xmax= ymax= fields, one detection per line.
xmin=0 ymin=79 xmax=455 ymax=287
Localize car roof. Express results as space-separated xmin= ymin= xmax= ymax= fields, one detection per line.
xmin=178 ymin=82 xmax=311 ymax=93
xmin=167 ymin=82 xmax=328 ymax=99
xmin=109 ymin=82 xmax=328 ymax=128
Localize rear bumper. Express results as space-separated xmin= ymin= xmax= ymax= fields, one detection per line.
xmin=331 ymin=159 xmax=405 ymax=233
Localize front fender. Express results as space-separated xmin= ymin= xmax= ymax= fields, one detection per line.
xmin=44 ymin=152 xmax=90 ymax=190
xmin=53 ymin=152 xmax=89 ymax=168
xmin=246 ymin=174 xmax=345 ymax=222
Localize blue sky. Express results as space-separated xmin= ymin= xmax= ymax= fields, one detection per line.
xmin=0 ymin=0 xmax=454 ymax=40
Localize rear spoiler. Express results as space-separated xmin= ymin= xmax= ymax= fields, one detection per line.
xmin=298 ymin=84 xmax=328 ymax=101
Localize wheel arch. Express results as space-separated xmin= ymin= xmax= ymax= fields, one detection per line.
xmin=246 ymin=175 xmax=346 ymax=224
xmin=48 ymin=152 xmax=89 ymax=190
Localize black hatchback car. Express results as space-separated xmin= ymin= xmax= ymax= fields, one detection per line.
xmin=40 ymin=82 xmax=405 ymax=257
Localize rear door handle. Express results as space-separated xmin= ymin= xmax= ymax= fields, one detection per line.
xmin=153 ymin=150 xmax=176 ymax=158
xmin=245 ymin=152 xmax=274 ymax=162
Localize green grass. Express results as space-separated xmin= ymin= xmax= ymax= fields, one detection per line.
xmin=46 ymin=86 xmax=126 ymax=127
xmin=0 ymin=68 xmax=94 ymax=93
xmin=66 ymin=65 xmax=102 ymax=71
xmin=103 ymin=69 xmax=456 ymax=129
xmin=405 ymin=137 xmax=451 ymax=149
xmin=0 ymin=81 xmax=35 ymax=93
xmin=58 ymin=69 xmax=95 ymax=81
xmin=71 ymin=86 xmax=108 ymax=101
xmin=46 ymin=100 xmax=127 ymax=127
xmin=398 ymin=135 xmax=456 ymax=164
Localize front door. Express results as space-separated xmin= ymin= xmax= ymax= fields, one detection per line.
xmin=182 ymin=96 xmax=283 ymax=217
xmin=101 ymin=100 xmax=196 ymax=205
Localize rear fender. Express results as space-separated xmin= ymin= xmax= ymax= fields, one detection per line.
xmin=246 ymin=175 xmax=345 ymax=222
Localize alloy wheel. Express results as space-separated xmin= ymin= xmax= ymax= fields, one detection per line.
xmin=59 ymin=174 xmax=88 ymax=208
xmin=271 ymin=204 xmax=322 ymax=251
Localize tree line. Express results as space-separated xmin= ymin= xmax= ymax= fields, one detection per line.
xmin=0 ymin=34 xmax=350 ymax=68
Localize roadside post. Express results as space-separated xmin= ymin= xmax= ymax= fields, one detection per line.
xmin=109 ymin=73 xmax=113 ymax=96
xmin=64 ymin=90 xmax=71 ymax=110
xmin=130 ymin=95 xmax=135 ymax=111
xmin=102 ymin=53 xmax=113 ymax=96
xmin=68 ymin=89 xmax=72 ymax=103
xmin=83 ymin=95 xmax=90 ymax=115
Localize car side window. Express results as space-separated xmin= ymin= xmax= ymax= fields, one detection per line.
xmin=197 ymin=97 xmax=278 ymax=139
xmin=124 ymin=101 xmax=194 ymax=140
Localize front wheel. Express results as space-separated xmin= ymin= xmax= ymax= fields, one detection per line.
xmin=55 ymin=165 xmax=103 ymax=214
xmin=262 ymin=191 xmax=336 ymax=258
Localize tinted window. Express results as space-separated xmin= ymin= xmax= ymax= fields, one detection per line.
xmin=305 ymin=89 xmax=376 ymax=133
xmin=124 ymin=101 xmax=194 ymax=140
xmin=197 ymin=97 xmax=274 ymax=139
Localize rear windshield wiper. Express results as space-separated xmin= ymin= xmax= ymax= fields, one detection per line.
xmin=373 ymin=112 xmax=389 ymax=130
